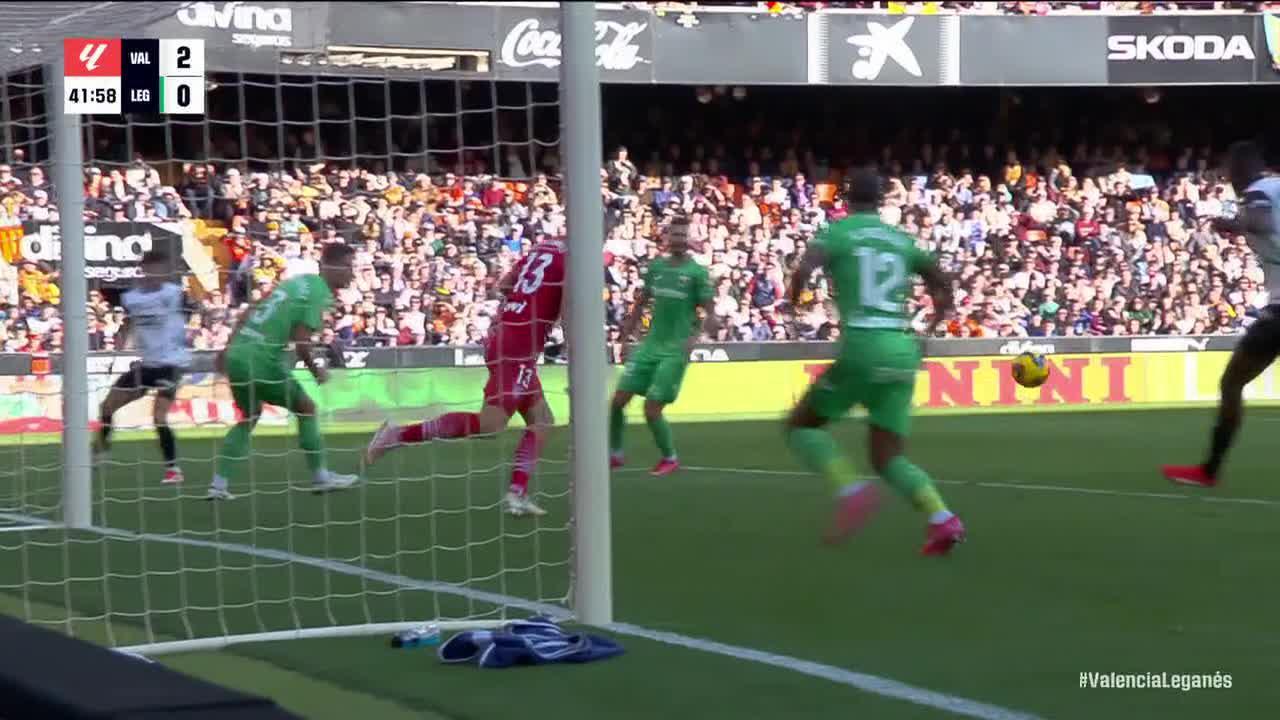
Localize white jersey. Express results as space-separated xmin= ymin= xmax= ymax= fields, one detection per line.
xmin=121 ymin=282 xmax=190 ymax=368
xmin=1243 ymin=176 xmax=1280 ymax=302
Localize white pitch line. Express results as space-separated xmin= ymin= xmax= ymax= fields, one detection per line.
xmin=679 ymin=465 xmax=1280 ymax=509
xmin=11 ymin=463 xmax=1278 ymax=511
xmin=611 ymin=622 xmax=1042 ymax=720
xmin=0 ymin=508 xmax=1040 ymax=720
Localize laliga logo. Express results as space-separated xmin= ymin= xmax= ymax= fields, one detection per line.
xmin=500 ymin=18 xmax=648 ymax=71
xmin=80 ymin=43 xmax=108 ymax=72
xmin=847 ymin=17 xmax=922 ymax=80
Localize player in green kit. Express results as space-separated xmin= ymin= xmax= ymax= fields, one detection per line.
xmin=207 ymin=243 xmax=360 ymax=501
xmin=610 ymin=218 xmax=715 ymax=476
xmin=785 ymin=169 xmax=965 ymax=555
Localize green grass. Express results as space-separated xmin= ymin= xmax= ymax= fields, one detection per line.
xmin=4 ymin=409 xmax=1280 ymax=719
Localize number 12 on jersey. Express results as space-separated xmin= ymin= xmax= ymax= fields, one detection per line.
xmin=855 ymin=247 xmax=906 ymax=313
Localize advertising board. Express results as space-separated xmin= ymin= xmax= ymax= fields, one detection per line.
xmin=130 ymin=4 xmax=1280 ymax=87
xmin=4 ymin=350 xmax=1274 ymax=436
xmin=1105 ymin=13 xmax=1258 ymax=85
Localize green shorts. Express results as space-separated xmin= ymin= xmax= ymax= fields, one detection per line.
xmin=224 ymin=347 xmax=307 ymax=418
xmin=801 ymin=330 xmax=920 ymax=437
xmin=617 ymin=346 xmax=688 ymax=405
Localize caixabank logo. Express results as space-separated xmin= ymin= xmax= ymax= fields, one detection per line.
xmin=816 ymin=14 xmax=954 ymax=86
xmin=1106 ymin=15 xmax=1256 ymax=85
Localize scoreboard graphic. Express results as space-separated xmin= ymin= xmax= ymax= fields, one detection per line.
xmin=63 ymin=38 xmax=205 ymax=115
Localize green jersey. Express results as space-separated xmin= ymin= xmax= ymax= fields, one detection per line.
xmin=812 ymin=212 xmax=932 ymax=331
xmin=230 ymin=274 xmax=334 ymax=359
xmin=641 ymin=255 xmax=712 ymax=354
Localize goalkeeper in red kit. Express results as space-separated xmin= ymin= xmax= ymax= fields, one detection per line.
xmin=365 ymin=239 xmax=567 ymax=517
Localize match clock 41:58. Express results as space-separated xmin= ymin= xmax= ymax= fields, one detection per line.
xmin=67 ymin=86 xmax=119 ymax=107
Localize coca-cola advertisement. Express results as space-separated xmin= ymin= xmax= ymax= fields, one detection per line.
xmin=494 ymin=8 xmax=654 ymax=82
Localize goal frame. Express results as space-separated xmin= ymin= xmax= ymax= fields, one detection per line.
xmin=41 ymin=1 xmax=613 ymax=655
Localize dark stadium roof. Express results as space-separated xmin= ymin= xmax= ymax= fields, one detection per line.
xmin=0 ymin=2 xmax=190 ymax=74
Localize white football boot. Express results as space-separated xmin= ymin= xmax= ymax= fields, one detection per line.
xmin=503 ymin=490 xmax=547 ymax=517
xmin=312 ymin=470 xmax=360 ymax=494
xmin=365 ymin=420 xmax=401 ymax=466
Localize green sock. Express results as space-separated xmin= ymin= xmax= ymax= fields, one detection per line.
xmin=297 ymin=413 xmax=326 ymax=473
xmin=786 ymin=427 xmax=859 ymax=495
xmin=882 ymin=455 xmax=948 ymax=515
xmin=609 ymin=404 xmax=626 ymax=455
xmin=215 ymin=421 xmax=253 ymax=481
xmin=646 ymin=414 xmax=676 ymax=459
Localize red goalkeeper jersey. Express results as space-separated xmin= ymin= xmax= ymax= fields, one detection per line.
xmin=489 ymin=240 xmax=567 ymax=362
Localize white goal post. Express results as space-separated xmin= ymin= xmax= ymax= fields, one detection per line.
xmin=0 ymin=1 xmax=611 ymax=655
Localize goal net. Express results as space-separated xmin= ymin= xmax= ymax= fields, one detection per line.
xmin=0 ymin=45 xmax=593 ymax=653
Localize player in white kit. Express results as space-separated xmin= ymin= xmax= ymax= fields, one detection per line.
xmin=1163 ymin=141 xmax=1280 ymax=487
xmin=95 ymin=250 xmax=192 ymax=485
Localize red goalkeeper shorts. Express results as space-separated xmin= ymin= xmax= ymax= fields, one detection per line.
xmin=483 ymin=359 xmax=543 ymax=416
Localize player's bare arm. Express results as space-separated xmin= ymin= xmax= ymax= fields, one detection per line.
xmin=292 ymin=323 xmax=328 ymax=385
xmin=621 ymin=288 xmax=650 ymax=345
xmin=498 ymin=264 xmax=520 ymax=297
xmin=224 ymin=299 xmax=259 ymax=346
xmin=115 ymin=316 xmax=132 ymax=350
xmin=692 ymin=297 xmax=717 ymax=350
xmin=1239 ymin=192 xmax=1275 ymax=245
xmin=216 ymin=300 xmax=260 ymax=374
xmin=1210 ymin=216 xmax=1244 ymax=237
xmin=789 ymin=246 xmax=827 ymax=308
xmin=918 ymin=261 xmax=953 ymax=338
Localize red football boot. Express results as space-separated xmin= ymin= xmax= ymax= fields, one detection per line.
xmin=610 ymin=453 xmax=625 ymax=470
xmin=649 ymin=458 xmax=680 ymax=477
xmin=822 ymin=482 xmax=883 ymax=546
xmin=921 ymin=515 xmax=966 ymax=556
xmin=1161 ymin=464 xmax=1217 ymax=488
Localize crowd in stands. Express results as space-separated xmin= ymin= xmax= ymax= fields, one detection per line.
xmin=1 ymin=64 xmax=1277 ymax=356
xmin=0 ymin=132 xmax=1269 ymax=356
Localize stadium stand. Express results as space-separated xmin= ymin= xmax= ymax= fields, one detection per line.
xmin=0 ymin=6 xmax=1276 ymax=359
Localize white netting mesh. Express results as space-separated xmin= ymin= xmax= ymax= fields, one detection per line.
xmin=0 ymin=61 xmax=578 ymax=649
xmin=0 ymin=2 xmax=190 ymax=75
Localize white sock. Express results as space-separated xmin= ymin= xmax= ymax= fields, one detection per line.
xmin=929 ymin=510 xmax=955 ymax=524
xmin=313 ymin=468 xmax=330 ymax=484
xmin=210 ymin=474 xmax=229 ymax=491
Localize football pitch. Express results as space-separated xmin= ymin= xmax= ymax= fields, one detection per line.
xmin=3 ymin=408 xmax=1280 ymax=719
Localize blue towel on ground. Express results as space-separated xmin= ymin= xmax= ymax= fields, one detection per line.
xmin=438 ymin=616 xmax=624 ymax=668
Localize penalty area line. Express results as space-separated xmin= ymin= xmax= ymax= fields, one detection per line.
xmin=678 ymin=465 xmax=1280 ymax=508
